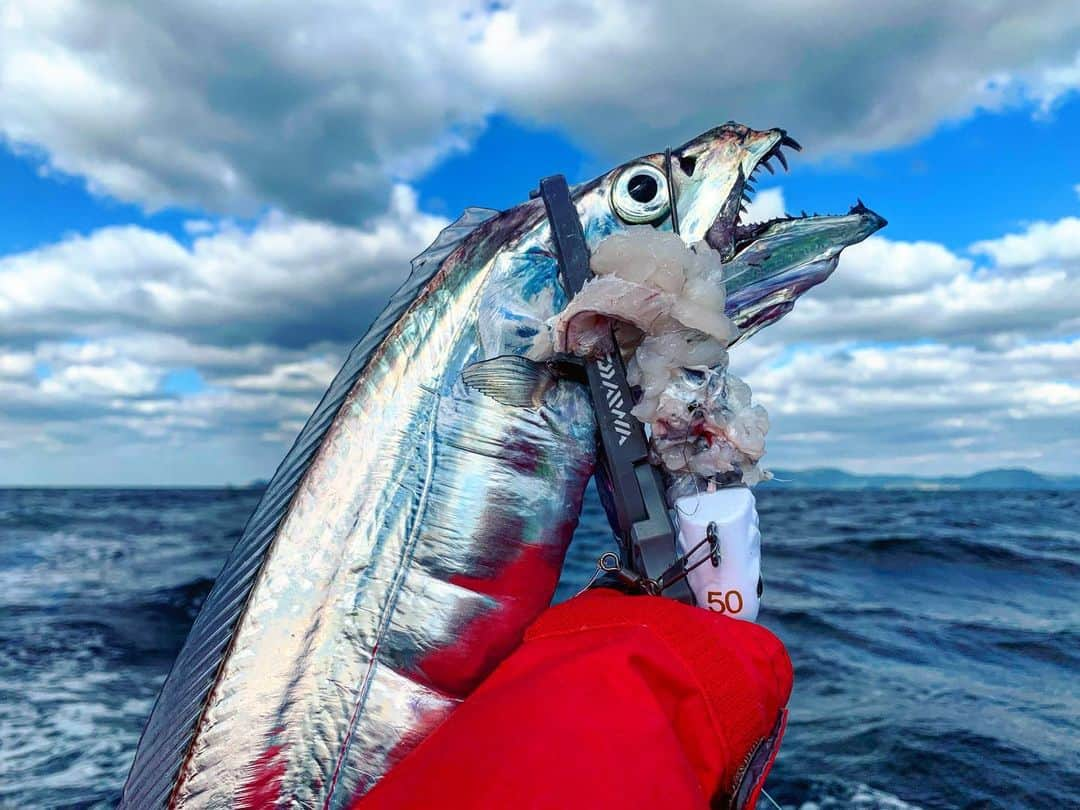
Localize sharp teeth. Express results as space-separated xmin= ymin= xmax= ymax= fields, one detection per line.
xmin=801 ymin=209 xmax=808 ymax=217
xmin=774 ymin=150 xmax=789 ymax=171
xmin=761 ymin=159 xmax=775 ymax=175
xmin=781 ymin=134 xmax=803 ymax=152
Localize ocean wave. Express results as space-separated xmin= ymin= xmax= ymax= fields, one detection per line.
xmin=1 ymin=488 xmax=1077 ymax=807
xmin=782 ymin=780 xmax=923 ymax=810
xmin=777 ymin=532 xmax=1080 ymax=576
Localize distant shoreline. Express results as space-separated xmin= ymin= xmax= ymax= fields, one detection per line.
xmin=2 ymin=468 xmax=1077 ymax=490
xmin=759 ymin=467 xmax=1080 ymax=491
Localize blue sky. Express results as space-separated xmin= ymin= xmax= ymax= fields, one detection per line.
xmin=0 ymin=150 xmax=193 ymax=253
xmin=6 ymin=101 xmax=1078 ymax=254
xmin=414 ymin=104 xmax=1080 ymax=251
xmin=1 ymin=2 xmax=1078 ymax=485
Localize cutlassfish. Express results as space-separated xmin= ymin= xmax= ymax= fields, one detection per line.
xmin=122 ymin=123 xmax=885 ymax=809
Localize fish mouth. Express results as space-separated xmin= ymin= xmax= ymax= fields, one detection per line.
xmin=704 ymin=131 xmax=888 ymax=257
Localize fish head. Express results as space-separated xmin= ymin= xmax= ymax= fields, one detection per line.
xmin=578 ymin=122 xmax=784 ymax=251
xmin=573 ymin=122 xmax=886 ymax=338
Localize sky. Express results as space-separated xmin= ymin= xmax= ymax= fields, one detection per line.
xmin=0 ymin=0 xmax=1078 ymax=486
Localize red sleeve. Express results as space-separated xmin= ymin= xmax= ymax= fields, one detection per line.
xmin=355 ymin=589 xmax=793 ymax=810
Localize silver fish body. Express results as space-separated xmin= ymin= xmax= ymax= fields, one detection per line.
xmin=122 ymin=124 xmax=884 ymax=809
xmin=123 ymin=202 xmax=598 ymax=809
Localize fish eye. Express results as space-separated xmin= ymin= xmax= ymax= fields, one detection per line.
xmin=611 ymin=163 xmax=670 ymax=224
xmin=628 ymin=173 xmax=658 ymax=202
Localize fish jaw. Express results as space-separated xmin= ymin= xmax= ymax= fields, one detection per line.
xmin=723 ymin=203 xmax=888 ymax=342
xmin=667 ymin=126 xmax=887 ymax=327
xmin=671 ymin=123 xmax=785 ymax=256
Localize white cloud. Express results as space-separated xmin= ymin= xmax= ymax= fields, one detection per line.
xmin=0 ymin=181 xmax=448 ymax=484
xmin=4 ymin=204 xmax=1080 ymax=482
xmin=224 ymin=357 xmax=341 ymax=394
xmin=472 ymin=2 xmax=1080 ymax=159
xmin=771 ymin=264 xmax=1077 ymax=346
xmin=0 ymin=331 xmax=346 ymax=484
xmin=0 ymin=185 xmax=446 ymax=346
xmin=970 ymin=216 xmax=1080 ymax=268
xmin=4 ymin=196 xmax=1080 ymax=481
xmin=0 ymin=0 xmax=491 ymax=219
xmin=0 ymin=351 xmax=35 ymax=378
xmin=738 ymin=217 xmax=1080 ymax=347
xmin=731 ymin=339 xmax=1080 ymax=475
xmin=2 ymin=0 xmax=1080 ymax=481
xmin=816 ymin=236 xmax=973 ymax=298
xmin=39 ymin=359 xmax=160 ymax=398
xmin=2 ymin=2 xmax=1079 ymax=219
xmin=1030 ymin=51 xmax=1080 ymax=112
xmin=743 ymin=188 xmax=786 ymax=224
xmin=723 ymin=213 xmax=1080 ymax=475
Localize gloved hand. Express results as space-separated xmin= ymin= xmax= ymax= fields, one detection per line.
xmin=355 ymin=589 xmax=793 ymax=810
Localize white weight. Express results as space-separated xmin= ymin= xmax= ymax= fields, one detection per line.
xmin=674 ymin=487 xmax=761 ymax=621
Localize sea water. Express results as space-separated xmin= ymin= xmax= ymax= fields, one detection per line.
xmin=1 ymin=486 xmax=1076 ymax=808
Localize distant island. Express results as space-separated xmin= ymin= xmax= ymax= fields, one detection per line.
xmin=759 ymin=467 xmax=1080 ymax=490
xmin=234 ymin=468 xmax=1079 ymax=492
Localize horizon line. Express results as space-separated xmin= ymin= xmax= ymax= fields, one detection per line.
xmin=1 ymin=465 xmax=1076 ymax=489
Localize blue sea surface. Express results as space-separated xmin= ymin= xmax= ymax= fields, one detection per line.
xmin=1 ymin=487 xmax=1077 ymax=808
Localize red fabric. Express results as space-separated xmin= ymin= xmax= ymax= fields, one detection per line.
xmin=354 ymin=589 xmax=793 ymax=809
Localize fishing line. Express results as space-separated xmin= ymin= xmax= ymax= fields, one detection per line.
xmin=761 ymin=788 xmax=783 ymax=810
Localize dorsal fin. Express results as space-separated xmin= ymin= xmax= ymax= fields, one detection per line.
xmin=410 ymin=207 xmax=499 ymax=275
xmin=120 ymin=206 xmax=500 ymax=809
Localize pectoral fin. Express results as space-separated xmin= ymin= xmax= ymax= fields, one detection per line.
xmin=462 ymin=355 xmax=559 ymax=408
